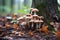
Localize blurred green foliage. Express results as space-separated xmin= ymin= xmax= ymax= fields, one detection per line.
xmin=58 ymin=6 xmax=60 ymax=11
xmin=17 ymin=5 xmax=30 ymax=16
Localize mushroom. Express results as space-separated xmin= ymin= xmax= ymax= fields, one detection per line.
xmin=17 ymin=17 xmax=24 ymax=20
xmin=39 ymin=19 xmax=44 ymax=23
xmin=21 ymin=22 xmax=27 ymax=26
xmin=32 ymin=8 xmax=39 ymax=15
xmin=30 ymin=8 xmax=34 ymax=14
xmin=20 ymin=22 xmax=27 ymax=30
xmin=24 ymin=14 xmax=33 ymax=25
xmin=17 ymin=17 xmax=25 ymax=23
xmin=24 ymin=14 xmax=33 ymax=20
xmin=29 ymin=19 xmax=34 ymax=29
xmin=39 ymin=16 xmax=44 ymax=20
xmin=33 ymin=14 xmax=39 ymax=20
xmin=38 ymin=19 xmax=44 ymax=29
xmin=34 ymin=20 xmax=40 ymax=30
xmin=32 ymin=8 xmax=39 ymax=20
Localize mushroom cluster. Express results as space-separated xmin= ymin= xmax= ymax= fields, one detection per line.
xmin=17 ymin=8 xmax=44 ymax=31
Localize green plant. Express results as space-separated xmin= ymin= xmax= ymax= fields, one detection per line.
xmin=17 ymin=5 xmax=30 ymax=16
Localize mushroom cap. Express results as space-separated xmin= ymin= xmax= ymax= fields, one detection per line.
xmin=17 ymin=17 xmax=24 ymax=20
xmin=26 ymin=14 xmax=32 ymax=17
xmin=24 ymin=14 xmax=33 ymax=19
xmin=25 ymin=17 xmax=32 ymax=19
xmin=21 ymin=22 xmax=27 ymax=25
xmin=39 ymin=16 xmax=44 ymax=19
xmin=33 ymin=14 xmax=39 ymax=18
xmin=30 ymin=8 xmax=34 ymax=11
xmin=32 ymin=8 xmax=39 ymax=12
xmin=34 ymin=20 xmax=40 ymax=23
xmin=29 ymin=19 xmax=34 ymax=22
xmin=33 ymin=14 xmax=38 ymax=16
xmin=39 ymin=20 xmax=44 ymax=23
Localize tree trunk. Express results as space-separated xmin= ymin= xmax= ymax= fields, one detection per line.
xmin=46 ymin=0 xmax=58 ymax=19
xmin=32 ymin=0 xmax=58 ymax=20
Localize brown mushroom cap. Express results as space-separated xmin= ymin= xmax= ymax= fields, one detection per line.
xmin=33 ymin=14 xmax=39 ymax=18
xmin=26 ymin=14 xmax=32 ymax=17
xmin=21 ymin=22 xmax=27 ymax=25
xmin=25 ymin=17 xmax=32 ymax=19
xmin=17 ymin=17 xmax=25 ymax=20
xmin=30 ymin=8 xmax=34 ymax=11
xmin=24 ymin=14 xmax=33 ymax=19
xmin=29 ymin=19 xmax=34 ymax=22
xmin=32 ymin=8 xmax=39 ymax=12
xmin=39 ymin=16 xmax=44 ymax=19
xmin=39 ymin=20 xmax=44 ymax=23
xmin=34 ymin=20 xmax=40 ymax=23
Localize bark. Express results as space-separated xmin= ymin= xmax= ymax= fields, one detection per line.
xmin=32 ymin=0 xmax=58 ymax=20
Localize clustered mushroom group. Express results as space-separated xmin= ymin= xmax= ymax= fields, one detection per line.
xmin=17 ymin=8 xmax=44 ymax=31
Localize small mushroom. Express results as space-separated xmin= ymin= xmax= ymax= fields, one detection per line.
xmin=38 ymin=20 xmax=44 ymax=29
xmin=39 ymin=19 xmax=44 ymax=23
xmin=32 ymin=8 xmax=39 ymax=15
xmin=29 ymin=19 xmax=34 ymax=22
xmin=34 ymin=20 xmax=40 ymax=29
xmin=33 ymin=14 xmax=39 ymax=20
xmin=30 ymin=8 xmax=34 ymax=14
xmin=21 ymin=22 xmax=27 ymax=26
xmin=20 ymin=22 xmax=27 ymax=30
xmin=17 ymin=17 xmax=24 ymax=20
xmin=39 ymin=16 xmax=44 ymax=20
xmin=17 ymin=17 xmax=25 ymax=23
xmin=25 ymin=14 xmax=33 ymax=19
xmin=29 ymin=19 xmax=34 ymax=28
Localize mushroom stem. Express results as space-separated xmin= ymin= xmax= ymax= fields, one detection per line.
xmin=39 ymin=23 xmax=41 ymax=29
xmin=34 ymin=11 xmax=36 ymax=15
xmin=31 ymin=11 xmax=32 ymax=15
xmin=36 ymin=23 xmax=39 ymax=30
xmin=32 ymin=22 xmax=34 ymax=28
